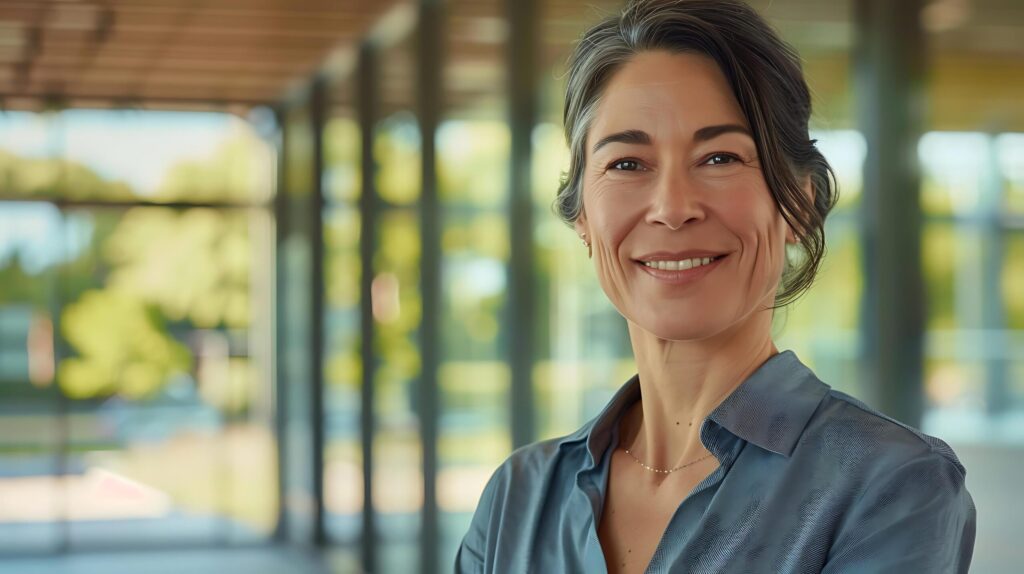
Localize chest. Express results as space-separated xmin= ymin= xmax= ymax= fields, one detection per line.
xmin=596 ymin=452 xmax=719 ymax=574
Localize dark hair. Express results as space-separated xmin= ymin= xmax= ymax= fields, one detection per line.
xmin=554 ymin=0 xmax=839 ymax=307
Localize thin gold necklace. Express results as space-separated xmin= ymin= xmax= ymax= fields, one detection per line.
xmin=623 ymin=446 xmax=715 ymax=474
xmin=621 ymin=367 xmax=754 ymax=474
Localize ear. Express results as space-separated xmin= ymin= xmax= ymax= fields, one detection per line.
xmin=786 ymin=175 xmax=814 ymax=245
xmin=574 ymin=208 xmax=588 ymax=239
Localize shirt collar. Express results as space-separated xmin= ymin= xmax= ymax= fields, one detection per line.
xmin=564 ymin=350 xmax=832 ymax=467
xmin=705 ymin=349 xmax=831 ymax=457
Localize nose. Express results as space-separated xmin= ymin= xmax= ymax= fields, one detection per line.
xmin=644 ymin=168 xmax=705 ymax=231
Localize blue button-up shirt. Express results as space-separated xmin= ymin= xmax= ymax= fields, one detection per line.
xmin=454 ymin=350 xmax=976 ymax=573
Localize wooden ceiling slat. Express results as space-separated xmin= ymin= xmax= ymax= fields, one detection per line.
xmin=31 ymin=55 xmax=306 ymax=74
xmin=0 ymin=88 xmax=272 ymax=107
xmin=115 ymin=10 xmax=374 ymax=30
xmin=0 ymin=84 xmax=282 ymax=99
xmin=97 ymin=29 xmax=341 ymax=49
xmin=7 ymin=75 xmax=291 ymax=92
xmin=2 ymin=0 xmax=1022 ymax=116
xmin=100 ymin=22 xmax=357 ymax=40
xmin=0 ymin=0 xmax=399 ymax=110
xmin=98 ymin=0 xmax=389 ymax=16
xmin=39 ymin=42 xmax=335 ymax=59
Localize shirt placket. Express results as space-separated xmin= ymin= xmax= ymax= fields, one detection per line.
xmin=643 ymin=431 xmax=743 ymax=574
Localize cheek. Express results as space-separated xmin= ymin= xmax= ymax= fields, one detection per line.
xmin=585 ymin=184 xmax=645 ymax=246
xmin=715 ymin=193 xmax=788 ymax=273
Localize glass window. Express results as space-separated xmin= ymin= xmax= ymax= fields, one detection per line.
xmin=323 ymin=73 xmax=364 ymax=562
xmin=0 ymin=112 xmax=276 ymax=552
xmin=0 ymin=205 xmax=275 ymax=550
xmin=0 ymin=111 xmax=271 ymax=204
xmin=776 ymin=130 xmax=865 ymax=395
xmin=64 ymin=207 xmax=275 ymax=547
xmin=1000 ymin=134 xmax=1024 ymax=213
xmin=0 ymin=202 xmax=63 ymax=554
xmin=919 ymin=132 xmax=1021 ymax=443
xmin=438 ymin=0 xmax=513 ymax=567
xmin=374 ymin=28 xmax=423 ymax=574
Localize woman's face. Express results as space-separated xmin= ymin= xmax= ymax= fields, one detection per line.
xmin=576 ymin=50 xmax=796 ymax=341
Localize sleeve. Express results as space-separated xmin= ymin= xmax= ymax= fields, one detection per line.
xmin=821 ymin=451 xmax=977 ymax=574
xmin=453 ymin=539 xmax=484 ymax=574
xmin=453 ymin=462 xmax=508 ymax=574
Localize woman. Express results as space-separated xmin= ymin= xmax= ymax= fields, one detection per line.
xmin=456 ymin=0 xmax=976 ymax=572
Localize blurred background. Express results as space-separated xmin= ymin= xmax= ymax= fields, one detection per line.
xmin=0 ymin=0 xmax=1020 ymax=573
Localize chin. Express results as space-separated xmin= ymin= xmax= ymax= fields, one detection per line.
xmin=630 ymin=306 xmax=731 ymax=342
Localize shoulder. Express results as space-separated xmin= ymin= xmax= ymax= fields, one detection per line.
xmin=480 ymin=430 xmax=590 ymax=507
xmin=828 ymin=389 xmax=963 ymax=472
xmin=810 ymin=392 xmax=977 ymax=571
xmin=799 ymin=388 xmax=968 ymax=492
xmin=456 ymin=430 xmax=592 ymax=570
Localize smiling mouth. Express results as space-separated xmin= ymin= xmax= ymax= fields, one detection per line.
xmin=633 ymin=254 xmax=727 ymax=271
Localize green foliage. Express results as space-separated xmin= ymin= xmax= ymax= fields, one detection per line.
xmin=374 ymin=114 xmax=421 ymax=206
xmin=437 ymin=121 xmax=509 ymax=207
xmin=1004 ymin=236 xmax=1024 ymax=330
xmin=923 ymin=224 xmax=957 ymax=329
xmin=1 ymin=130 xmax=262 ymax=401
xmin=57 ymin=289 xmax=192 ymax=399
xmin=0 ymin=149 xmax=135 ymax=200
xmin=0 ymin=252 xmax=46 ymax=306
xmin=325 ymin=207 xmax=361 ymax=309
xmin=103 ymin=208 xmax=251 ymax=329
xmin=154 ymin=136 xmax=267 ymax=203
xmin=324 ymin=118 xmax=361 ymax=203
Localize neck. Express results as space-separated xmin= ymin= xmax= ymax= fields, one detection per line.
xmin=620 ymin=305 xmax=779 ymax=478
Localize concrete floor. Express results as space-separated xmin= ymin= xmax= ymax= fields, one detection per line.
xmin=950 ymin=442 xmax=1024 ymax=574
xmin=0 ymin=547 xmax=346 ymax=574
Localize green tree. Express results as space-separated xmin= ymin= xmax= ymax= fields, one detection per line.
xmin=2 ymin=130 xmax=263 ymax=401
xmin=57 ymin=289 xmax=192 ymax=399
xmin=0 ymin=149 xmax=135 ymax=200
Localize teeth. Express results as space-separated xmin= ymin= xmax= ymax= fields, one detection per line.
xmin=642 ymin=256 xmax=718 ymax=270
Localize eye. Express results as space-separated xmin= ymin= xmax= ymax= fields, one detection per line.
xmin=703 ymin=153 xmax=740 ymax=166
xmin=608 ymin=159 xmax=643 ymax=171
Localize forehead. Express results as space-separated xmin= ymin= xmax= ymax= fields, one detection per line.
xmin=589 ymin=51 xmax=747 ymax=143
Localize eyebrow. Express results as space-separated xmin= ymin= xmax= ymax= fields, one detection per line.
xmin=591 ymin=129 xmax=651 ymax=155
xmin=590 ymin=124 xmax=753 ymax=155
xmin=693 ymin=123 xmax=752 ymax=142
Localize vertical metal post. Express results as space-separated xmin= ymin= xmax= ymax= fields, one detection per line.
xmin=54 ymin=207 xmax=69 ymax=554
xmin=272 ymin=106 xmax=290 ymax=543
xmin=855 ymin=0 xmax=927 ymax=425
xmin=506 ymin=0 xmax=537 ymax=450
xmin=277 ymin=95 xmax=317 ymax=547
xmin=310 ymin=75 xmax=328 ymax=546
xmin=358 ymin=43 xmax=379 ymax=574
xmin=52 ymin=112 xmax=70 ymax=554
xmin=417 ymin=1 xmax=442 ymax=573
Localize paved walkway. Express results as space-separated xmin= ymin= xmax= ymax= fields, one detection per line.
xmin=0 ymin=547 xmax=343 ymax=574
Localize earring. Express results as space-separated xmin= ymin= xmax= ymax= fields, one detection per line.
xmin=580 ymin=233 xmax=592 ymax=259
